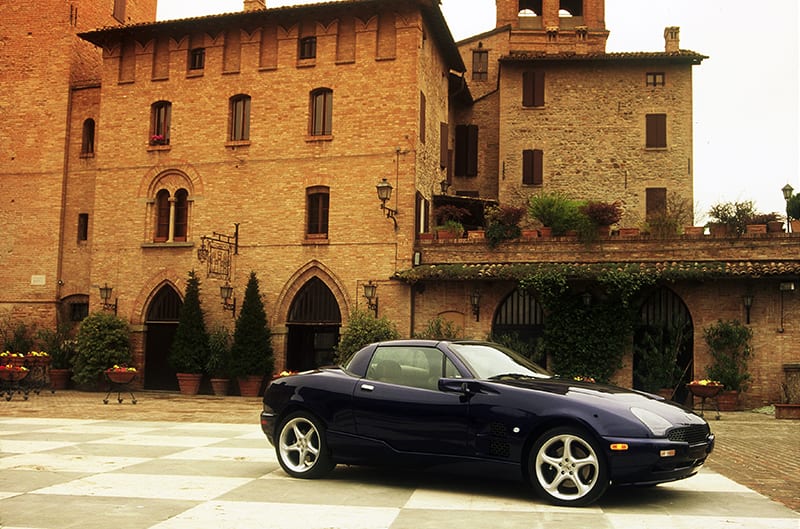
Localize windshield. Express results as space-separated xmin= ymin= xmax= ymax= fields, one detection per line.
xmin=449 ymin=342 xmax=552 ymax=380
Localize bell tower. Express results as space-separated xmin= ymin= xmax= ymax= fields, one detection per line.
xmin=495 ymin=0 xmax=609 ymax=53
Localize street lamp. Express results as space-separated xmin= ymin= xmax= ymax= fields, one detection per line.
xmin=782 ymin=184 xmax=794 ymax=233
xmin=376 ymin=178 xmax=397 ymax=229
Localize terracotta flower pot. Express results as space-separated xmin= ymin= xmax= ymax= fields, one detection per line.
xmin=176 ymin=373 xmax=202 ymax=395
xmin=237 ymin=375 xmax=264 ymax=397
xmin=49 ymin=368 xmax=71 ymax=390
xmin=210 ymin=377 xmax=230 ymax=396
xmin=716 ymin=390 xmax=739 ymax=411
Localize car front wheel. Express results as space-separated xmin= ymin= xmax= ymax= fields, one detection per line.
xmin=276 ymin=412 xmax=335 ymax=479
xmin=527 ymin=426 xmax=608 ymax=506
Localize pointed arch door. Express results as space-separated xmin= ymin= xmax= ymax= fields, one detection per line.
xmin=286 ymin=277 xmax=342 ymax=371
xmin=144 ymin=284 xmax=182 ymax=390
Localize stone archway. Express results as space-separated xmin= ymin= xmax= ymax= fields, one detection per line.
xmin=143 ymin=284 xmax=182 ymax=390
xmin=285 ymin=277 xmax=342 ymax=371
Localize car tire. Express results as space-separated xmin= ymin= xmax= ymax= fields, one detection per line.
xmin=527 ymin=425 xmax=609 ymax=507
xmin=276 ymin=411 xmax=335 ymax=479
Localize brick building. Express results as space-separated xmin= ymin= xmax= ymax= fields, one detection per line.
xmin=1 ymin=0 xmax=798 ymax=407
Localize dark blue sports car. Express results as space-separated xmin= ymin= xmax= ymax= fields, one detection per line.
xmin=260 ymin=340 xmax=714 ymax=506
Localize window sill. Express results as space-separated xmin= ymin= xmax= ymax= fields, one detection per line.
xmin=79 ymin=152 xmax=95 ymax=159
xmin=141 ymin=241 xmax=194 ymax=248
xmin=225 ymin=140 xmax=251 ymax=149
xmin=303 ymin=235 xmax=329 ymax=245
xmin=644 ymin=146 xmax=668 ymax=151
xmin=305 ymin=134 xmax=333 ymax=143
xmin=297 ymin=58 xmax=316 ymax=68
xmin=147 ymin=144 xmax=171 ymax=151
xmin=376 ymin=56 xmax=396 ymax=62
xmin=186 ymin=70 xmax=204 ymax=78
xmin=222 ymin=70 xmax=240 ymax=75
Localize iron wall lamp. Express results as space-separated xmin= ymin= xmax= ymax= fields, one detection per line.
xmin=742 ymin=294 xmax=753 ymax=324
xmin=220 ymin=283 xmax=236 ymax=317
xmin=439 ymin=179 xmax=451 ymax=195
xmin=98 ymin=283 xmax=118 ymax=314
xmin=363 ymin=281 xmax=378 ymax=316
xmin=470 ymin=289 xmax=481 ymax=321
xmin=376 ymin=178 xmax=398 ymax=229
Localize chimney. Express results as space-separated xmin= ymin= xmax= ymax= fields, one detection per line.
xmin=244 ymin=0 xmax=266 ymax=11
xmin=664 ymin=26 xmax=680 ymax=53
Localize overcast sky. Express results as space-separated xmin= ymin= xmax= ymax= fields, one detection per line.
xmin=157 ymin=0 xmax=799 ymax=223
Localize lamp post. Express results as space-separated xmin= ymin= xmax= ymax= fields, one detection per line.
xmin=782 ymin=184 xmax=794 ymax=233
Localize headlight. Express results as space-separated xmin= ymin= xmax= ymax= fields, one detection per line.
xmin=630 ymin=407 xmax=673 ymax=436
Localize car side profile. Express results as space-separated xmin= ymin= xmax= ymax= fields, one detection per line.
xmin=260 ymin=340 xmax=714 ymax=506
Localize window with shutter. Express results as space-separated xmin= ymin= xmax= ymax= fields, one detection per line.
xmin=455 ymin=125 xmax=479 ymax=177
xmin=307 ymin=187 xmax=330 ymax=237
xmin=173 ymin=189 xmax=188 ymax=242
xmin=472 ymin=50 xmax=488 ymax=81
xmin=523 ymin=71 xmax=545 ymax=107
xmin=229 ymin=95 xmax=251 ymax=141
xmin=81 ymin=119 xmax=95 ymax=155
xmin=646 ymin=114 xmax=667 ymax=148
xmin=646 ymin=188 xmax=667 ymax=220
xmin=150 ymin=101 xmax=171 ymax=145
xmin=310 ymin=89 xmax=333 ymax=136
xmin=440 ymin=122 xmax=448 ymax=169
xmin=523 ymin=149 xmax=543 ymax=185
xmin=419 ymin=92 xmax=426 ymax=143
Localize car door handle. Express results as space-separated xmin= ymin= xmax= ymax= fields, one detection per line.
xmin=360 ymin=384 xmax=375 ymax=392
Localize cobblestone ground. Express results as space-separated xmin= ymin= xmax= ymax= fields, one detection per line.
xmin=2 ymin=390 xmax=798 ymax=512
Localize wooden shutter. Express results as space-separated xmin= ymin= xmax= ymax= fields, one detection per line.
xmin=523 ymin=149 xmax=543 ymax=185
xmin=646 ymin=114 xmax=667 ymax=148
xmin=419 ymin=92 xmax=426 ymax=143
xmin=523 ymin=71 xmax=545 ymax=107
xmin=455 ymin=125 xmax=479 ymax=177
xmin=646 ymin=188 xmax=667 ymax=220
xmin=440 ymin=122 xmax=448 ymax=169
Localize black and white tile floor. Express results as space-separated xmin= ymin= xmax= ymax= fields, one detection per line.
xmin=1 ymin=418 xmax=797 ymax=529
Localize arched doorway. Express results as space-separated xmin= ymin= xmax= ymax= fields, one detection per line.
xmin=491 ymin=288 xmax=546 ymax=365
xmin=286 ymin=277 xmax=341 ymax=371
xmin=144 ymin=284 xmax=182 ymax=390
xmin=634 ymin=287 xmax=694 ymax=404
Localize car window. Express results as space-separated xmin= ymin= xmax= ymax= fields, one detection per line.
xmin=366 ymin=346 xmax=459 ymax=390
xmin=449 ymin=342 xmax=551 ymax=380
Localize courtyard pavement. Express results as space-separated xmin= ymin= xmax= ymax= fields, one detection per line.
xmin=0 ymin=390 xmax=798 ymax=529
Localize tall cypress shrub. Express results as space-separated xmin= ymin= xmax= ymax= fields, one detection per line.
xmin=168 ymin=270 xmax=210 ymax=374
xmin=230 ymin=271 xmax=273 ymax=377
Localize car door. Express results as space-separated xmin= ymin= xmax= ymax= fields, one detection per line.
xmin=351 ymin=345 xmax=470 ymax=455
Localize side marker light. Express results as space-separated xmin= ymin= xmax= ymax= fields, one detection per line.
xmin=610 ymin=443 xmax=629 ymax=451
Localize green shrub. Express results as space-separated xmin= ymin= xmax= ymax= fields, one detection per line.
xmin=413 ymin=316 xmax=465 ymax=340
xmin=485 ymin=204 xmax=525 ymax=248
xmin=206 ymin=325 xmax=232 ymax=378
xmin=528 ymin=192 xmax=582 ymax=236
xmin=230 ymin=272 xmax=273 ymax=378
xmin=71 ymin=311 xmax=131 ymax=386
xmin=787 ymin=193 xmax=800 ymax=220
xmin=707 ymin=200 xmax=756 ymax=236
xmin=169 ymin=270 xmax=210 ymax=374
xmin=334 ymin=309 xmax=399 ymax=364
xmin=704 ymin=319 xmax=752 ymax=392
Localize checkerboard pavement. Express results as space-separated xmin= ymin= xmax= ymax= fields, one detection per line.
xmin=1 ymin=417 xmax=798 ymax=529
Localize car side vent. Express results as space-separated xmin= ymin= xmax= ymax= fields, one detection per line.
xmin=488 ymin=422 xmax=510 ymax=457
xmin=667 ymin=424 xmax=710 ymax=444
xmin=489 ymin=422 xmax=508 ymax=437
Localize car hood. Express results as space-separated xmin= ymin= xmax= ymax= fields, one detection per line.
xmin=490 ymin=376 xmax=705 ymax=426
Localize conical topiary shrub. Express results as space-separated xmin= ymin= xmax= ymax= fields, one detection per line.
xmin=230 ymin=271 xmax=273 ymax=396
xmin=168 ymin=270 xmax=210 ymax=394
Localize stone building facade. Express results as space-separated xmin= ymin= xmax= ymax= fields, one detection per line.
xmin=1 ymin=0 xmax=798 ymax=408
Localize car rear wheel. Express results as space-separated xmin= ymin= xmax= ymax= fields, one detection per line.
xmin=276 ymin=412 xmax=335 ymax=479
xmin=527 ymin=426 xmax=608 ymax=506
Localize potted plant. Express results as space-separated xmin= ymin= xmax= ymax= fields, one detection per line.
xmin=581 ymin=200 xmax=622 ymax=237
xmin=36 ymin=325 xmax=74 ymax=390
xmin=485 ymin=204 xmax=525 ymax=248
xmin=703 ymin=319 xmax=752 ymax=410
xmin=633 ymin=324 xmax=686 ymax=399
xmin=707 ymin=200 xmax=756 ymax=237
xmin=230 ymin=271 xmax=274 ymax=396
xmin=169 ymin=270 xmax=210 ymax=395
xmin=206 ymin=326 xmax=232 ymax=396
xmin=433 ymin=204 xmax=468 ymax=239
xmin=528 ymin=192 xmax=582 ymax=236
xmin=71 ymin=311 xmax=132 ymax=389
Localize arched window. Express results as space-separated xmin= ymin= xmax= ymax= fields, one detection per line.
xmin=310 ymin=88 xmax=333 ymax=136
xmin=150 ymin=101 xmax=171 ymax=145
xmin=154 ymin=188 xmax=189 ymax=243
xmin=81 ymin=118 xmax=95 ymax=155
xmin=306 ymin=186 xmax=330 ymax=238
xmin=229 ymin=94 xmax=251 ymax=141
xmin=519 ymin=0 xmax=542 ymax=16
xmin=155 ymin=189 xmax=170 ymax=241
xmin=174 ymin=189 xmax=188 ymax=241
xmin=559 ymin=0 xmax=583 ymax=17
